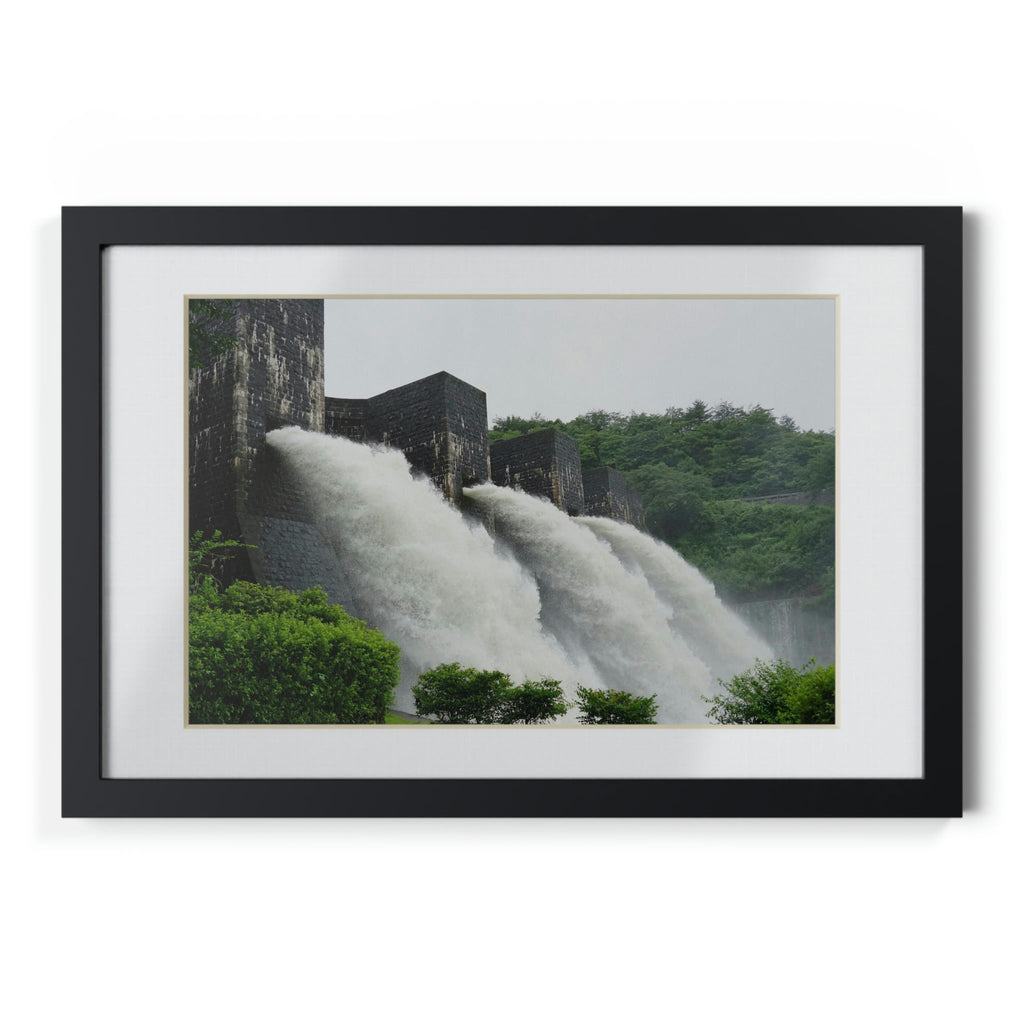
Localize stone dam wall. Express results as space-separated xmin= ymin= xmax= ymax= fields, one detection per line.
xmin=328 ymin=372 xmax=491 ymax=502
xmin=732 ymin=596 xmax=836 ymax=668
xmin=583 ymin=467 xmax=647 ymax=530
xmin=490 ymin=429 xmax=586 ymax=516
xmin=189 ymin=298 xmax=646 ymax=592
xmin=188 ymin=298 xmax=325 ymax=582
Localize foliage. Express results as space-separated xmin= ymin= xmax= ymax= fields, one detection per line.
xmin=501 ymin=678 xmax=570 ymax=724
xmin=188 ymin=532 xmax=399 ymax=724
xmin=783 ymin=662 xmax=836 ymax=724
xmin=412 ymin=663 xmax=568 ymax=724
xmin=627 ymin=461 xmax=711 ymax=536
xmin=189 ymin=581 xmax=401 ymax=724
xmin=188 ymin=529 xmax=253 ymax=593
xmin=679 ymin=501 xmax=835 ymax=601
xmin=189 ymin=298 xmax=239 ymax=371
xmin=703 ymin=658 xmax=835 ymax=724
xmin=575 ymin=685 xmax=659 ymax=724
xmin=412 ymin=663 xmax=512 ymax=723
xmin=491 ymin=400 xmax=835 ymax=601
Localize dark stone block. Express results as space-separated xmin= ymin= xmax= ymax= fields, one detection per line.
xmin=490 ymin=428 xmax=585 ymax=515
xmin=583 ymin=466 xmax=647 ymax=530
xmin=329 ymin=371 xmax=490 ymax=503
xmin=325 ymin=397 xmax=369 ymax=441
xmin=189 ymin=296 xmax=646 ymax=606
xmin=188 ymin=298 xmax=324 ymax=579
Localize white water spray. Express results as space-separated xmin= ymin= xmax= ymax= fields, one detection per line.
xmin=266 ymin=428 xmax=772 ymax=723
xmin=578 ymin=515 xmax=771 ymax=682
xmin=464 ymin=484 xmax=717 ymax=722
xmin=266 ymin=429 xmax=588 ymax=710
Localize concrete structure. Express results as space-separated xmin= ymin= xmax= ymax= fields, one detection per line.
xmin=189 ymin=298 xmax=645 ymax=586
xmin=188 ymin=298 xmax=325 ymax=581
xmin=583 ymin=467 xmax=647 ymax=530
xmin=327 ymin=372 xmax=490 ymax=503
xmin=490 ymin=429 xmax=586 ymax=516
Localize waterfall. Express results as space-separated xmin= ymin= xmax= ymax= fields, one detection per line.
xmin=732 ymin=597 xmax=834 ymax=669
xmin=266 ymin=428 xmax=772 ymax=724
xmin=265 ymin=428 xmax=588 ymax=711
xmin=577 ymin=515 xmax=772 ymax=682
xmin=462 ymin=484 xmax=716 ymax=722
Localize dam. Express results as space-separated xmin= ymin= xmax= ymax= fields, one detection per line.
xmin=188 ymin=298 xmax=775 ymax=721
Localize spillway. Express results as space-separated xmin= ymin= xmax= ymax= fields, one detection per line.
xmin=266 ymin=428 xmax=772 ymax=723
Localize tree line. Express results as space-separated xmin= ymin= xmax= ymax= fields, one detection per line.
xmin=490 ymin=401 xmax=835 ymax=602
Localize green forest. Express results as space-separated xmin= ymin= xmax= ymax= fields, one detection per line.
xmin=490 ymin=401 xmax=835 ymax=603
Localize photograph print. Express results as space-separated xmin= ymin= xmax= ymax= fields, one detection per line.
xmin=187 ymin=295 xmax=836 ymax=728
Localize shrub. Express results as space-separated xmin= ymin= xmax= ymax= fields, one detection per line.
xmin=413 ymin=664 xmax=568 ymax=724
xmin=189 ymin=581 xmax=400 ymax=724
xmin=782 ymin=662 xmax=835 ymax=724
xmin=412 ymin=663 xmax=512 ymax=723
xmin=188 ymin=529 xmax=252 ymax=593
xmin=703 ymin=658 xmax=835 ymax=724
xmin=575 ymin=686 xmax=659 ymax=724
xmin=500 ymin=678 xmax=569 ymax=724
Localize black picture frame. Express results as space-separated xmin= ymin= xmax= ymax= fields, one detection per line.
xmin=62 ymin=206 xmax=963 ymax=817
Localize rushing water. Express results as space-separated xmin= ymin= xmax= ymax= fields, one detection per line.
xmin=577 ymin=515 xmax=770 ymax=683
xmin=266 ymin=428 xmax=771 ymax=723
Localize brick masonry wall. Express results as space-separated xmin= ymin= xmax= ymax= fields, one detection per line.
xmin=189 ymin=298 xmax=325 ymax=579
xmin=191 ymin=299 xmax=648 ymax=600
xmin=329 ymin=371 xmax=490 ymax=502
xmin=438 ymin=372 xmax=491 ymax=498
xmin=583 ymin=467 xmax=648 ymax=530
xmin=189 ymin=340 xmax=241 ymax=555
xmin=325 ymin=397 xmax=368 ymax=441
xmin=238 ymin=442 xmax=359 ymax=611
xmin=490 ymin=429 xmax=586 ymax=515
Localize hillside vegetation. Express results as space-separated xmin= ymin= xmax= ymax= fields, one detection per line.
xmin=490 ymin=401 xmax=835 ymax=602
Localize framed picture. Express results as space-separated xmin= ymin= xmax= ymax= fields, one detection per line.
xmin=62 ymin=206 xmax=962 ymax=817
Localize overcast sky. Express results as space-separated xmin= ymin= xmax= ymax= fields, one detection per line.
xmin=324 ymin=297 xmax=836 ymax=432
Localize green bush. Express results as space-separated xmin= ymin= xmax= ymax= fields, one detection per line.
xmin=575 ymin=686 xmax=659 ymax=724
xmin=412 ymin=664 xmax=568 ymax=724
xmin=188 ymin=528 xmax=252 ymax=593
xmin=782 ymin=662 xmax=836 ymax=724
xmin=703 ymin=658 xmax=835 ymax=724
xmin=189 ymin=581 xmax=400 ymax=724
xmin=500 ymin=678 xmax=570 ymax=724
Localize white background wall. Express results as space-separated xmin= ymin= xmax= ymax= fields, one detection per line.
xmin=4 ymin=3 xmax=1015 ymax=1022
